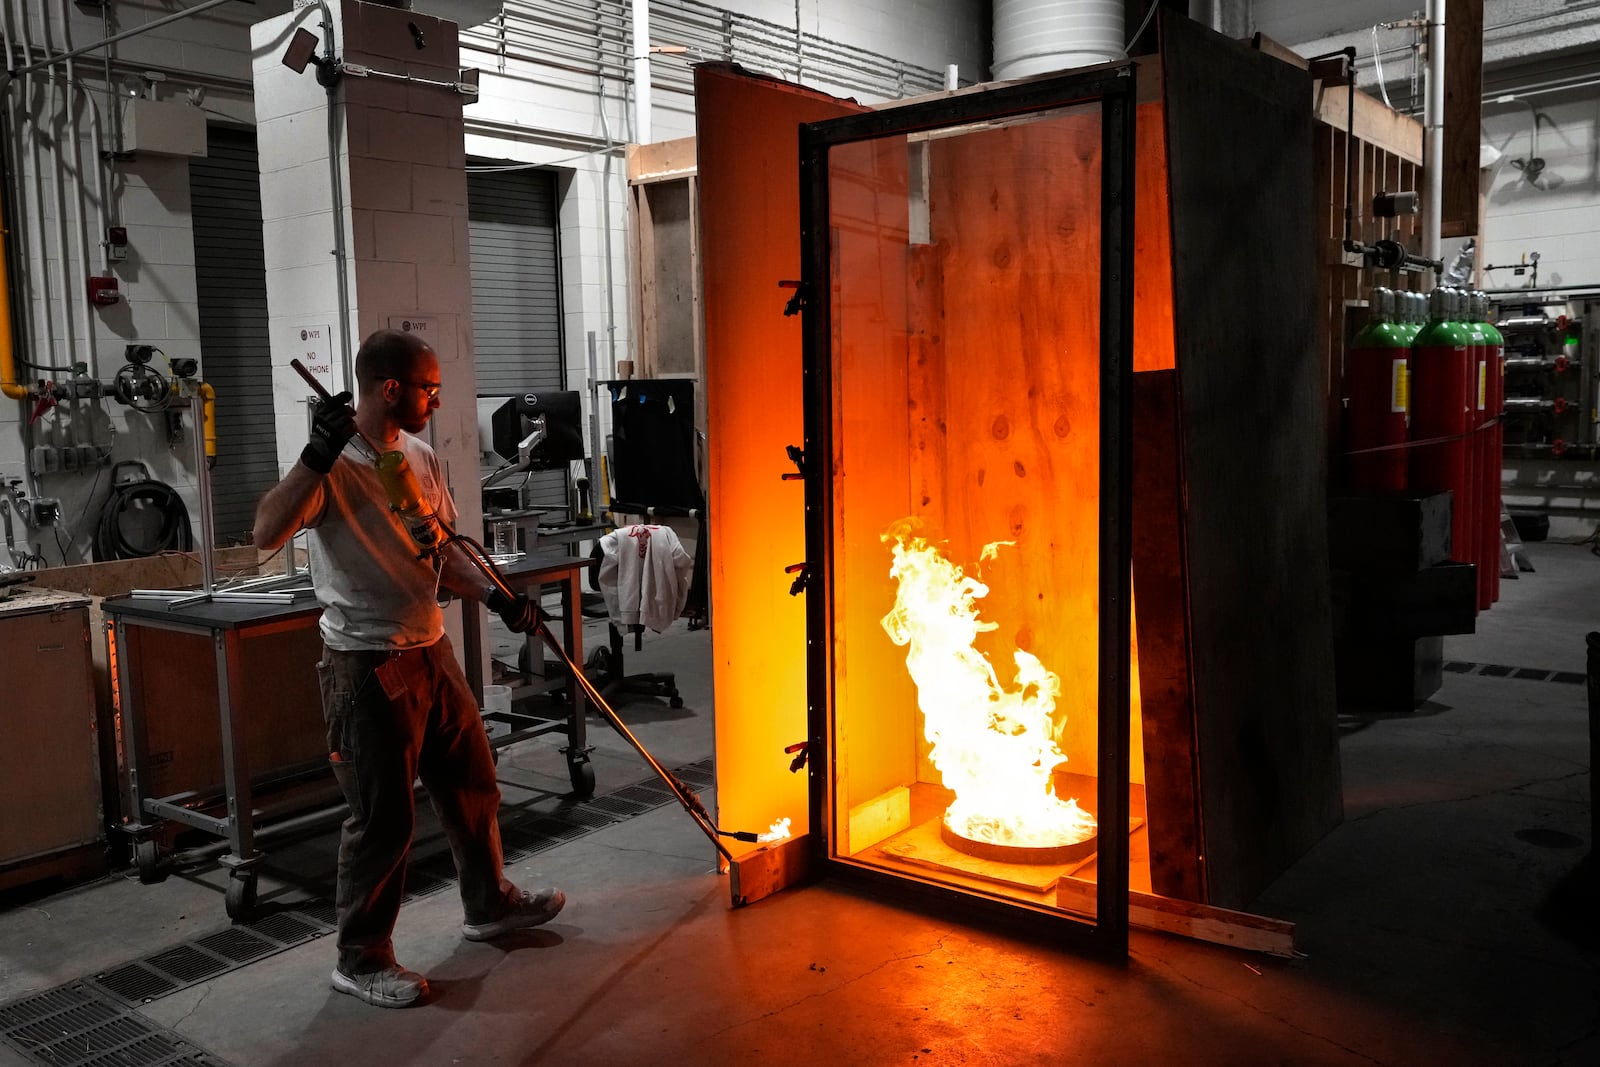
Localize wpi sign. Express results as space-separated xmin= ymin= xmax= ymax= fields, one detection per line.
xmin=293 ymin=324 xmax=333 ymax=390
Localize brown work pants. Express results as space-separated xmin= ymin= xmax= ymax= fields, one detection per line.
xmin=316 ymin=635 xmax=510 ymax=975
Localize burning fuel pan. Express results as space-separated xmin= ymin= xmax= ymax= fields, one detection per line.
xmin=940 ymin=823 xmax=1099 ymax=866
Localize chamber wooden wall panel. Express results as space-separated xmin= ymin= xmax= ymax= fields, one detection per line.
xmin=1162 ymin=14 xmax=1343 ymax=908
xmin=697 ymin=64 xmax=864 ymax=841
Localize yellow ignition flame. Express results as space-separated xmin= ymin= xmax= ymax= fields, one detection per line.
xmin=880 ymin=520 xmax=1096 ymax=850
xmin=758 ymin=817 xmax=792 ymax=843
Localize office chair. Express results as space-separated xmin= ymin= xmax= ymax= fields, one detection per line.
xmin=586 ymin=378 xmax=708 ymax=709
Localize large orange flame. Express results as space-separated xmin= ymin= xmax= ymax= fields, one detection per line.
xmin=880 ymin=519 xmax=1096 ymax=850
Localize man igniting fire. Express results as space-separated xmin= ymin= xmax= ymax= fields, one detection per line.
xmin=254 ymin=329 xmax=564 ymax=1008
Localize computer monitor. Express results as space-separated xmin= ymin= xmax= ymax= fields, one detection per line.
xmin=477 ymin=390 xmax=585 ymax=471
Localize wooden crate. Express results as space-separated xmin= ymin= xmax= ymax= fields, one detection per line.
xmin=0 ymin=590 xmax=105 ymax=886
xmin=118 ymin=618 xmax=327 ymax=805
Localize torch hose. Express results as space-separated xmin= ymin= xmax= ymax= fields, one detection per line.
xmin=444 ymin=523 xmax=736 ymax=862
xmin=530 ymin=619 xmax=734 ymax=862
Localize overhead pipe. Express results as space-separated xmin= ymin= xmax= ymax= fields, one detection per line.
xmin=9 ymin=0 xmax=237 ymax=77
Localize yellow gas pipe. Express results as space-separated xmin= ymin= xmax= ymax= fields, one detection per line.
xmin=0 ymin=180 xmax=28 ymax=400
xmin=170 ymin=379 xmax=218 ymax=461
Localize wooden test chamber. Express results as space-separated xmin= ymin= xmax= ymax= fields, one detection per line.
xmin=702 ymin=17 xmax=1342 ymax=912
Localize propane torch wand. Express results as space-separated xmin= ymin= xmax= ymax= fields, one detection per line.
xmin=289 ymin=358 xmax=382 ymax=462
xmin=288 ymin=358 xmax=743 ymax=861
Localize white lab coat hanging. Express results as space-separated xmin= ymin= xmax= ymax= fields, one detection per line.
xmin=597 ymin=523 xmax=695 ymax=633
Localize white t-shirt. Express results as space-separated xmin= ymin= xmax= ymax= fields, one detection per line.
xmin=304 ymin=432 xmax=458 ymax=651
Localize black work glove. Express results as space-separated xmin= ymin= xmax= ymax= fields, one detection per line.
xmin=486 ymin=587 xmax=541 ymax=634
xmin=301 ymin=391 xmax=357 ymax=474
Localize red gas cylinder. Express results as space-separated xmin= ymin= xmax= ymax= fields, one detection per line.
xmin=1345 ymin=286 xmax=1410 ymax=492
xmin=1477 ymin=293 xmax=1505 ymax=604
xmin=1410 ymin=288 xmax=1476 ymax=586
xmin=1466 ymin=291 xmax=1498 ymax=611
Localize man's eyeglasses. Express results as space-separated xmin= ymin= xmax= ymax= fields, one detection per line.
xmin=395 ymin=379 xmax=441 ymax=400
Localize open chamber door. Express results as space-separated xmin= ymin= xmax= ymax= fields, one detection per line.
xmin=798 ymin=65 xmax=1136 ymax=952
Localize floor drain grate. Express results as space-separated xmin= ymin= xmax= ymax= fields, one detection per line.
xmin=92 ymin=964 xmax=177 ymax=1006
xmin=556 ymin=805 xmax=620 ymax=829
xmin=146 ymin=946 xmax=228 ymax=985
xmin=243 ymin=913 xmax=320 ymax=946
xmin=191 ymin=930 xmax=275 ymax=966
xmin=585 ymin=795 xmax=654 ymax=818
xmin=0 ymin=983 xmax=229 ymax=1067
xmin=611 ymin=784 xmax=675 ymax=807
xmin=1446 ymin=661 xmax=1587 ymax=684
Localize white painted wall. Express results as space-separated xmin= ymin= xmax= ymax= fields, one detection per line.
xmin=0 ymin=0 xmax=268 ymax=566
xmin=1258 ymin=0 xmax=1600 ymax=292
xmin=1479 ymin=86 xmax=1600 ymax=292
xmin=0 ymin=0 xmax=980 ymax=567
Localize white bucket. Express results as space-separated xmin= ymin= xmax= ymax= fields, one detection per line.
xmin=483 ymin=684 xmax=513 ymax=718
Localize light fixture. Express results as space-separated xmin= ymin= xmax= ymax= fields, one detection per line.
xmin=281 ymin=27 xmax=342 ymax=88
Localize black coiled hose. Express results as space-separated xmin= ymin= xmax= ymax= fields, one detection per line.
xmin=92 ymin=466 xmax=193 ymax=561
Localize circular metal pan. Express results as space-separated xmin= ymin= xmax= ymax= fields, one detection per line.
xmin=941 ymin=821 xmax=1099 ymax=866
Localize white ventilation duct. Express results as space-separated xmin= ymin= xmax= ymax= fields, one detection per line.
xmin=993 ymin=0 xmax=1126 ymax=81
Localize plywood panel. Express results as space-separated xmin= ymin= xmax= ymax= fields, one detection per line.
xmin=1443 ymin=0 xmax=1484 ymax=239
xmin=0 ymin=601 xmax=101 ymax=867
xmin=1163 ymin=14 xmax=1343 ymax=908
xmin=911 ymin=114 xmax=1105 ymax=780
xmin=1131 ymin=370 xmax=1205 ymax=901
xmin=123 ymin=623 xmax=325 ymax=801
xmin=697 ymin=65 xmax=865 ymax=844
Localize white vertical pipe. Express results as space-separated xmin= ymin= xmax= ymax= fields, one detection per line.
xmin=1424 ymin=0 xmax=1446 ymax=263
xmin=49 ymin=70 xmax=79 ymax=374
xmin=11 ymin=0 xmax=54 ymax=375
xmin=84 ymin=90 xmax=109 ymax=275
xmin=944 ymin=63 xmax=958 ymax=90
xmin=631 ymin=0 xmax=650 ymax=144
xmin=62 ymin=0 xmax=94 ymax=376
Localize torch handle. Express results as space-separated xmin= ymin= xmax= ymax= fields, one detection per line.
xmin=289 ymin=358 xmax=382 ymax=459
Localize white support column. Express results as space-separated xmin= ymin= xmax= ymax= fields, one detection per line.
xmin=633 ymin=0 xmax=651 ymax=145
xmin=1424 ymin=0 xmax=1446 ymax=263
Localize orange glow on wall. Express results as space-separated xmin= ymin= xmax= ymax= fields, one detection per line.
xmin=697 ymin=68 xmax=865 ymax=853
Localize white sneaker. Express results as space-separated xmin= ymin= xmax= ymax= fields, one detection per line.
xmin=462 ymin=886 xmax=566 ymax=942
xmin=330 ymin=964 xmax=429 ymax=1008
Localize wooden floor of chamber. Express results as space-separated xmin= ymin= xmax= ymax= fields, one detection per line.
xmin=865 ymin=778 xmax=1153 ymax=899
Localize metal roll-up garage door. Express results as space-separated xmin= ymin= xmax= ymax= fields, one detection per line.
xmin=189 ymin=126 xmax=278 ymax=546
xmin=467 ymin=167 xmax=566 ymax=512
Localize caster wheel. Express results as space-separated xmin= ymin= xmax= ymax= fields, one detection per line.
xmin=225 ymin=873 xmax=258 ymax=921
xmin=669 ymin=695 xmax=684 ymax=709
xmin=568 ymin=760 xmax=596 ymax=799
xmin=135 ymin=839 xmax=164 ymax=885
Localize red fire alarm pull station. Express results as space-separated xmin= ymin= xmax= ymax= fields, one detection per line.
xmin=88 ymin=275 xmax=120 ymax=306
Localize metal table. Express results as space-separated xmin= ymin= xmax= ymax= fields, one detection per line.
xmin=104 ymin=593 xmax=325 ymax=919
xmin=460 ymin=546 xmax=598 ymax=797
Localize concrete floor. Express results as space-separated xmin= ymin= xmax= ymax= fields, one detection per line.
xmin=1 ymin=541 xmax=1596 ymax=1066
